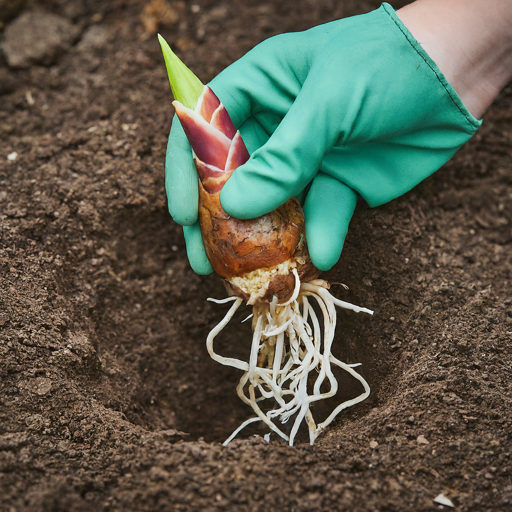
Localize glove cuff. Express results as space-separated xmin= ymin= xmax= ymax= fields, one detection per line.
xmin=327 ymin=3 xmax=484 ymax=208
xmin=382 ymin=2 xmax=482 ymax=130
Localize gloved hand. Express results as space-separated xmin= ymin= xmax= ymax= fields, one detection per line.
xmin=166 ymin=2 xmax=481 ymax=275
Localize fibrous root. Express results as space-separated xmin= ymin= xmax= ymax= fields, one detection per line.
xmin=207 ymin=271 xmax=373 ymax=446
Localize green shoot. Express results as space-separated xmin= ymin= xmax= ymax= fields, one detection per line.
xmin=158 ymin=34 xmax=204 ymax=110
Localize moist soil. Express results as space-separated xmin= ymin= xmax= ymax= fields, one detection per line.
xmin=1 ymin=0 xmax=511 ymax=511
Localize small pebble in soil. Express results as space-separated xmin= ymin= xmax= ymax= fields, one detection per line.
xmin=406 ymin=415 xmax=415 ymax=424
xmin=417 ymin=435 xmax=429 ymax=445
xmin=434 ymin=493 xmax=454 ymax=508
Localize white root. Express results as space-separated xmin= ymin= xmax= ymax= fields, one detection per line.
xmin=222 ymin=417 xmax=260 ymax=446
xmin=207 ymin=280 xmax=373 ymax=446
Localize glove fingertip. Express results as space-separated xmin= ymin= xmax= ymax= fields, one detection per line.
xmin=219 ymin=177 xmax=256 ymax=219
xmin=219 ymin=181 xmax=242 ymax=218
xmin=309 ymin=242 xmax=343 ymax=272
xmin=169 ymin=207 xmax=198 ymax=226
xmin=189 ymin=253 xmax=214 ymax=275
xmin=303 ymin=173 xmax=357 ymax=271
xmin=306 ymin=210 xmax=349 ymax=271
xmin=183 ymin=224 xmax=213 ymax=275
xmin=220 ymin=170 xmax=288 ymax=220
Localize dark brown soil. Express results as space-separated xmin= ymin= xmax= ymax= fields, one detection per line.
xmin=1 ymin=1 xmax=511 ymax=511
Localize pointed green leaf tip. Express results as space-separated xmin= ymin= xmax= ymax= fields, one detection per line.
xmin=158 ymin=34 xmax=204 ymax=110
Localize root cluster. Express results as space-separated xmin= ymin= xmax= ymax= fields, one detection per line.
xmin=207 ymin=271 xmax=373 ymax=446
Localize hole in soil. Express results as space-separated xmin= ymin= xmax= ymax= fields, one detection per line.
xmin=151 ymin=293 xmax=387 ymax=444
xmin=89 ymin=208 xmax=397 ymax=444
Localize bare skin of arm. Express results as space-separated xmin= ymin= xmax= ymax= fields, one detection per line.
xmin=397 ymin=0 xmax=512 ymax=119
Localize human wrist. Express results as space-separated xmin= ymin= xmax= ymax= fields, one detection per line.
xmin=397 ymin=0 xmax=512 ymax=119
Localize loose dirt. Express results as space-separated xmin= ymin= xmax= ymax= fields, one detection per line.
xmin=1 ymin=0 xmax=511 ymax=511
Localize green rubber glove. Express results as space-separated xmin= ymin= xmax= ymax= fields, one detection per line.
xmin=166 ymin=3 xmax=481 ymax=274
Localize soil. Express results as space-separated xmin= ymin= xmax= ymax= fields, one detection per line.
xmin=1 ymin=0 xmax=511 ymax=511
